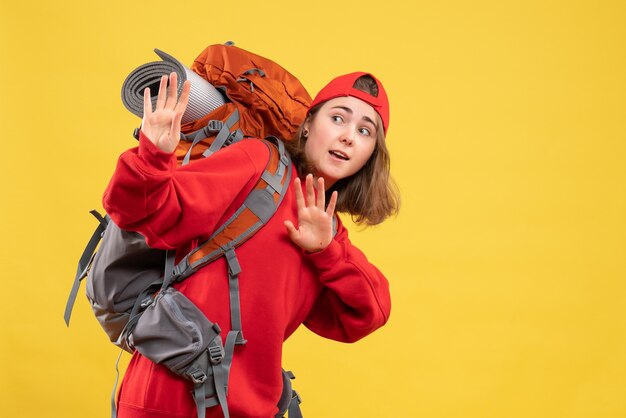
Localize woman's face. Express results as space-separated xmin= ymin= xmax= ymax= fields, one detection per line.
xmin=303 ymin=96 xmax=379 ymax=189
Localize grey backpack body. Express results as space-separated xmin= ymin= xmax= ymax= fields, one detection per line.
xmin=85 ymin=220 xmax=165 ymax=352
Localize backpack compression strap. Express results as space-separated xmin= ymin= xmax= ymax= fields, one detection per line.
xmin=275 ymin=370 xmax=303 ymax=418
xmin=64 ymin=210 xmax=110 ymax=326
xmin=181 ymin=109 xmax=244 ymax=165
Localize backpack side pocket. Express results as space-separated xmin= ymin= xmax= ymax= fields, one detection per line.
xmin=130 ymin=287 xmax=222 ymax=376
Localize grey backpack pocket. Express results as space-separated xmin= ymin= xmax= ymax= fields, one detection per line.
xmin=130 ymin=287 xmax=223 ymax=376
xmin=131 ymin=287 xmax=230 ymax=418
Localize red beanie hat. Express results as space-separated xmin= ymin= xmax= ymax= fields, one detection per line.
xmin=308 ymin=72 xmax=390 ymax=134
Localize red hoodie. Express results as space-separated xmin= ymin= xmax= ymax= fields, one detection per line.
xmin=103 ymin=132 xmax=391 ymax=418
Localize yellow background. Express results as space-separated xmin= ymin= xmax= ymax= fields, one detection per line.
xmin=1 ymin=0 xmax=625 ymax=417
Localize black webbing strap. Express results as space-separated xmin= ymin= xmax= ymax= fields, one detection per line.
xmin=288 ymin=390 xmax=303 ymax=418
xmin=182 ymin=109 xmax=241 ymax=165
xmin=275 ymin=370 xmax=303 ymax=418
xmin=118 ymin=278 xmax=163 ymax=351
xmin=190 ymin=329 xmax=242 ymax=418
xmin=190 ymin=340 xmax=222 ymax=418
xmin=64 ymin=210 xmax=109 ymax=326
xmin=160 ymin=250 xmax=177 ymax=290
xmin=193 ymin=382 xmax=207 ymax=418
xmin=202 ymin=109 xmax=242 ymax=157
xmin=211 ymin=356 xmax=229 ymax=418
xmin=110 ymin=348 xmax=124 ymax=418
xmin=224 ymin=248 xmax=247 ymax=345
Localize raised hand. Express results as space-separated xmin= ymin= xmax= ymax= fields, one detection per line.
xmin=284 ymin=174 xmax=338 ymax=252
xmin=141 ymin=72 xmax=191 ymax=153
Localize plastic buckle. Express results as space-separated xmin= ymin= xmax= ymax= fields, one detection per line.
xmin=224 ymin=131 xmax=239 ymax=146
xmin=208 ymin=344 xmax=225 ymax=365
xmin=189 ymin=369 xmax=207 ymax=384
xmin=172 ymin=262 xmax=190 ymax=282
xmin=225 ymin=248 xmax=242 ymax=277
xmin=207 ymin=120 xmax=223 ymax=132
xmin=139 ymin=295 xmax=154 ymax=309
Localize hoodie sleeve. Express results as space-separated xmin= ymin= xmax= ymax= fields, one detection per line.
xmin=102 ymin=131 xmax=269 ymax=249
xmin=303 ymin=218 xmax=391 ymax=343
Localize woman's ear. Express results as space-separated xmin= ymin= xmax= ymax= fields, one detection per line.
xmin=302 ymin=116 xmax=312 ymax=139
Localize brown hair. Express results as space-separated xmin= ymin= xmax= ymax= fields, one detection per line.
xmin=285 ymin=75 xmax=400 ymax=226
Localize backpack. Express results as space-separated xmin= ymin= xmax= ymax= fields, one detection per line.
xmin=64 ymin=42 xmax=310 ymax=418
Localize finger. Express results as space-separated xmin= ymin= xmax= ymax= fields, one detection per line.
xmin=170 ymin=110 xmax=184 ymax=145
xmin=155 ymin=75 xmax=168 ymax=110
xmin=305 ymin=174 xmax=316 ymax=207
xmin=316 ymin=177 xmax=325 ymax=209
xmin=175 ymin=80 xmax=191 ymax=115
xmin=293 ymin=177 xmax=305 ymax=210
xmin=284 ymin=220 xmax=299 ymax=241
xmin=326 ymin=191 xmax=338 ymax=216
xmin=165 ymin=72 xmax=178 ymax=109
xmin=143 ymin=87 xmax=152 ymax=117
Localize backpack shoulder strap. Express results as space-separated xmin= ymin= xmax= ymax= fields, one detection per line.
xmin=170 ymin=136 xmax=292 ymax=282
xmin=159 ymin=137 xmax=291 ymax=345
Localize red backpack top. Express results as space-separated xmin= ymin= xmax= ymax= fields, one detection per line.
xmin=176 ymin=42 xmax=311 ymax=163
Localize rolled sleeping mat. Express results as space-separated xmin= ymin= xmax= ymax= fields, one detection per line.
xmin=121 ymin=49 xmax=227 ymax=125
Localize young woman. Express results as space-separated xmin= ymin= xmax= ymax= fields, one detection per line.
xmin=103 ymin=70 xmax=399 ymax=418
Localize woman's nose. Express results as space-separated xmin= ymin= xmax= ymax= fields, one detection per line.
xmin=340 ymin=128 xmax=354 ymax=145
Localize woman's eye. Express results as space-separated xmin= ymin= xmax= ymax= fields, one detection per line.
xmin=331 ymin=115 xmax=343 ymax=123
xmin=359 ymin=127 xmax=371 ymax=136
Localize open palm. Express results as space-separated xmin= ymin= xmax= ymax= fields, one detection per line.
xmin=284 ymin=175 xmax=338 ymax=252
xmin=141 ymin=72 xmax=191 ymax=153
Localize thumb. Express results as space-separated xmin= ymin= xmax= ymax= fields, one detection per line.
xmin=284 ymin=220 xmax=299 ymax=242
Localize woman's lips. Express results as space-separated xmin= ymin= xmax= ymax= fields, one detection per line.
xmin=329 ymin=150 xmax=349 ymax=160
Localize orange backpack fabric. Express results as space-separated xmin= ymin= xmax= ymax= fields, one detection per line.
xmin=175 ymin=43 xmax=312 ymax=163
